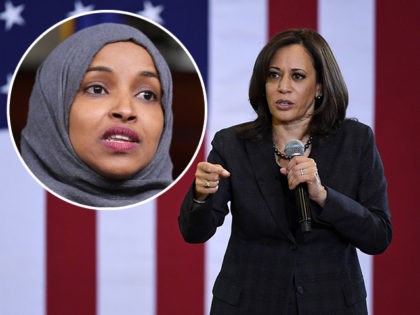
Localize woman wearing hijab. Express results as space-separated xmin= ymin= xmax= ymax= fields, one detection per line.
xmin=20 ymin=22 xmax=173 ymax=208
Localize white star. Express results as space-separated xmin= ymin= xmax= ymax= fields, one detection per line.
xmin=138 ymin=0 xmax=164 ymax=25
xmin=67 ymin=1 xmax=95 ymax=17
xmin=1 ymin=73 xmax=12 ymax=95
xmin=0 ymin=1 xmax=25 ymax=31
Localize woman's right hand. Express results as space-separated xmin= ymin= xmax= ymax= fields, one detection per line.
xmin=194 ymin=162 xmax=230 ymax=201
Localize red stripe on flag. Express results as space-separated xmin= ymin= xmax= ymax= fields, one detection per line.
xmin=46 ymin=193 xmax=96 ymax=315
xmin=373 ymin=1 xmax=420 ymax=314
xmin=268 ymin=0 xmax=318 ymax=38
xmin=156 ymin=147 xmax=205 ymax=315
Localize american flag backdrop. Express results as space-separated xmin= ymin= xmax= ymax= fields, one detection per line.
xmin=0 ymin=1 xmax=419 ymax=315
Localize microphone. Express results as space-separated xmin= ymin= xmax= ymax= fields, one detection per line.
xmin=284 ymin=140 xmax=312 ymax=232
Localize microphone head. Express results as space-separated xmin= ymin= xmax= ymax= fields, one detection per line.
xmin=284 ymin=139 xmax=305 ymax=157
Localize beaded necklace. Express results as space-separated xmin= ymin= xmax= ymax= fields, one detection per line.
xmin=273 ymin=136 xmax=313 ymax=160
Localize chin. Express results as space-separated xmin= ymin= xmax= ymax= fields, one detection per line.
xmin=87 ymin=155 xmax=149 ymax=180
xmin=96 ymin=166 xmax=144 ymax=181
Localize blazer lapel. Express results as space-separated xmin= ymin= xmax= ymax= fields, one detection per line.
xmin=245 ymin=137 xmax=295 ymax=243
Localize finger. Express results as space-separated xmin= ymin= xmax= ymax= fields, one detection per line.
xmin=206 ymin=164 xmax=231 ymax=178
xmin=287 ymin=160 xmax=318 ymax=189
xmin=197 ymin=162 xmax=230 ymax=178
xmin=218 ymin=167 xmax=231 ymax=178
xmin=195 ymin=179 xmax=219 ymax=196
xmin=294 ymin=165 xmax=317 ymax=181
xmin=196 ymin=162 xmax=217 ymax=180
xmin=198 ymin=178 xmax=219 ymax=189
xmin=194 ymin=162 xmax=229 ymax=198
xmin=279 ymin=167 xmax=288 ymax=176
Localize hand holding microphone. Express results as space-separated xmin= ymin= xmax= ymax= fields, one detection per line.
xmin=280 ymin=140 xmax=327 ymax=232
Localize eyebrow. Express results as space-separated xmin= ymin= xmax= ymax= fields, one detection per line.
xmin=86 ymin=66 xmax=160 ymax=79
xmin=140 ymin=70 xmax=160 ymax=79
xmin=86 ymin=66 xmax=112 ymax=73
xmin=269 ymin=66 xmax=307 ymax=72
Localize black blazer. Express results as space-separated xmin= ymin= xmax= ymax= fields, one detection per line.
xmin=179 ymin=120 xmax=392 ymax=315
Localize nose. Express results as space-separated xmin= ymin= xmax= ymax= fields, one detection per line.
xmin=110 ymin=96 xmax=137 ymax=122
xmin=277 ymin=76 xmax=291 ymax=93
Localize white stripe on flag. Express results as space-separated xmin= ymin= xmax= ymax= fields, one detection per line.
xmin=0 ymin=130 xmax=45 ymax=315
xmin=318 ymin=0 xmax=376 ymax=128
xmin=208 ymin=0 xmax=268 ymax=140
xmin=318 ymin=0 xmax=375 ymax=313
xmin=206 ymin=0 xmax=268 ymax=313
xmin=97 ymin=203 xmax=156 ymax=315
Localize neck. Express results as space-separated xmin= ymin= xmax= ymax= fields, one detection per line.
xmin=272 ymin=122 xmax=309 ymax=150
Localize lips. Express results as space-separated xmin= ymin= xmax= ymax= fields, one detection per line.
xmin=276 ymin=99 xmax=294 ymax=110
xmin=101 ymin=126 xmax=140 ymax=152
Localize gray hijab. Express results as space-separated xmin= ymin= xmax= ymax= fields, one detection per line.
xmin=21 ymin=23 xmax=173 ymax=208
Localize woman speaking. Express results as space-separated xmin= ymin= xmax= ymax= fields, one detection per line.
xmin=20 ymin=22 xmax=174 ymax=208
xmin=179 ymin=29 xmax=392 ymax=314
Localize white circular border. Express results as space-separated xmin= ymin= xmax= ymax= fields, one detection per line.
xmin=7 ymin=9 xmax=208 ymax=211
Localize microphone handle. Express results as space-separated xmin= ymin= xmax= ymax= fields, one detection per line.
xmin=294 ymin=184 xmax=312 ymax=232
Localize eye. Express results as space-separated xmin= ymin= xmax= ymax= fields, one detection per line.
xmin=136 ymin=90 xmax=158 ymax=102
xmin=85 ymin=85 xmax=107 ymax=95
xmin=267 ymin=71 xmax=280 ymax=79
xmin=292 ymin=73 xmax=306 ymax=80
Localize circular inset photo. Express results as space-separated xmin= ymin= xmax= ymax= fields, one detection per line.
xmin=8 ymin=10 xmax=206 ymax=210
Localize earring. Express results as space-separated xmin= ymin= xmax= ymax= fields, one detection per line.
xmin=314 ymin=95 xmax=322 ymax=109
